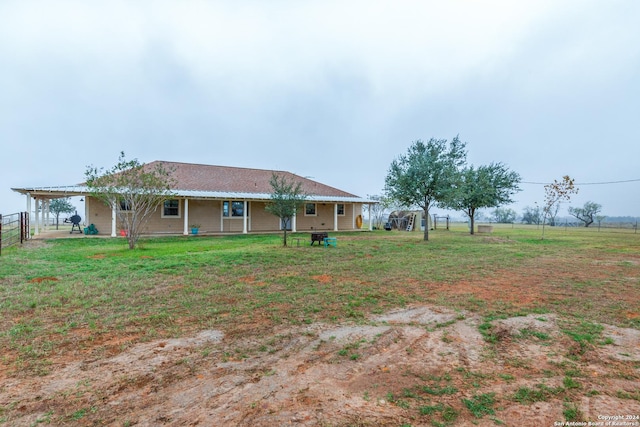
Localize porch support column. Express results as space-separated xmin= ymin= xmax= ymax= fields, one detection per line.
xmin=26 ymin=193 xmax=32 ymax=234
xmin=111 ymin=203 xmax=117 ymax=237
xmin=220 ymin=201 xmax=224 ymax=232
xmin=83 ymin=196 xmax=88 ymax=229
xmin=44 ymin=199 xmax=50 ymax=231
xmin=334 ymin=203 xmax=339 ymax=231
xmin=292 ymin=210 xmax=297 ymax=232
xmin=369 ymin=204 xmax=373 ymax=231
xmin=34 ymin=198 xmax=40 ymax=236
xmin=242 ymin=200 xmax=248 ymax=234
xmin=183 ymin=198 xmax=189 ymax=235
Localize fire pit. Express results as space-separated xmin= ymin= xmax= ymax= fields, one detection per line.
xmin=310 ymin=232 xmax=328 ymax=246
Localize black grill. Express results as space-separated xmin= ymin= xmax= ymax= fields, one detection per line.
xmin=69 ymin=214 xmax=82 ymax=234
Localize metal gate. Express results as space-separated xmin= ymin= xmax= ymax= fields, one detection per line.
xmin=0 ymin=212 xmax=30 ymax=255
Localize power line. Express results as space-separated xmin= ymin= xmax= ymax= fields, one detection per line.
xmin=521 ymin=178 xmax=640 ymax=186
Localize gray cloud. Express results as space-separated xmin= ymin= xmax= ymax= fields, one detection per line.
xmin=2 ymin=0 xmax=639 ymax=217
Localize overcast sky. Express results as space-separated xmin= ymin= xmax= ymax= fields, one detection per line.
xmin=2 ymin=0 xmax=639 ymax=219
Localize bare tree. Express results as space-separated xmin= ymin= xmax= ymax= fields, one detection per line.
xmin=366 ymin=194 xmax=393 ymax=230
xmin=522 ymin=205 xmax=543 ymax=225
xmin=542 ymin=176 xmax=578 ymax=239
xmin=492 ymin=207 xmax=517 ymax=224
xmin=85 ymin=152 xmax=176 ymax=249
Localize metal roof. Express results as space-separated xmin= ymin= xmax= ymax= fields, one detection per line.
xmin=11 ymin=186 xmax=376 ymax=203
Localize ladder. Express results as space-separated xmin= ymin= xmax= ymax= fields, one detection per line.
xmin=406 ymin=213 xmax=415 ymax=231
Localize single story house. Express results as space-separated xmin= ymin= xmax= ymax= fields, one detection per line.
xmin=12 ymin=161 xmax=374 ymax=236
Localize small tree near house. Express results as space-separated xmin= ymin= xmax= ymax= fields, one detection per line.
xmin=49 ymin=198 xmax=75 ymax=230
xmin=265 ymin=173 xmax=307 ymax=247
xmin=85 ymin=152 xmax=176 ymax=249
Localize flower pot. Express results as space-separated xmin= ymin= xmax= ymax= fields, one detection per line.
xmin=191 ymin=228 xmax=199 ymax=235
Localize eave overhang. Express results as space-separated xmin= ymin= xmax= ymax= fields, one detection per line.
xmin=12 ymin=186 xmax=377 ymax=204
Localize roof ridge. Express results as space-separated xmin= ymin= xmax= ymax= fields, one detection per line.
xmin=149 ymin=160 xmax=290 ymax=174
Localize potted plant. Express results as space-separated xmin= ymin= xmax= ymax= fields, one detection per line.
xmin=190 ymin=224 xmax=200 ymax=235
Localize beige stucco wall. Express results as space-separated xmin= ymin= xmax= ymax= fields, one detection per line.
xmin=86 ymin=197 xmax=363 ymax=235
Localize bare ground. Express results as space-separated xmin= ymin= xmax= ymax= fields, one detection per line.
xmin=2 ymin=305 xmax=639 ymax=426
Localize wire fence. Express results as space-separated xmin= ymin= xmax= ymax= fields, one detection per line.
xmin=556 ymin=221 xmax=638 ymax=232
xmin=0 ymin=212 xmax=30 ymax=255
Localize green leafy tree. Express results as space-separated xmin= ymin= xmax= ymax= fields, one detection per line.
xmin=49 ymin=197 xmax=75 ymax=230
xmin=85 ymin=152 xmax=176 ymax=249
xmin=568 ymin=201 xmax=602 ymax=227
xmin=265 ymin=173 xmax=307 ymax=247
xmin=542 ymin=175 xmax=578 ymax=239
xmin=445 ymin=163 xmax=521 ymax=234
xmin=385 ymin=137 xmax=467 ymax=241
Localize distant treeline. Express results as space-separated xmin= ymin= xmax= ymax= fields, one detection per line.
xmin=600 ymin=216 xmax=640 ymax=223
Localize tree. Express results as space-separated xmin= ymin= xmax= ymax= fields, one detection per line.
xmin=568 ymin=201 xmax=602 ymax=227
xmin=492 ymin=207 xmax=517 ymax=224
xmin=521 ymin=205 xmax=543 ymax=225
xmin=265 ymin=173 xmax=307 ymax=247
xmin=366 ymin=194 xmax=393 ymax=230
xmin=385 ymin=137 xmax=467 ymax=241
xmin=49 ymin=198 xmax=75 ymax=230
xmin=85 ymin=152 xmax=176 ymax=249
xmin=444 ymin=163 xmax=521 ymax=234
xmin=546 ymin=202 xmax=562 ymax=226
xmin=542 ymin=175 xmax=578 ymax=239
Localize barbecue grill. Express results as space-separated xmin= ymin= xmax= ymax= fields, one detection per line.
xmin=69 ymin=214 xmax=82 ymax=234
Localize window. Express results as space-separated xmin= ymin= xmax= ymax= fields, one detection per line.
xmin=163 ymin=199 xmax=180 ymax=217
xmin=223 ymin=201 xmax=248 ymax=217
xmin=119 ymin=200 xmax=132 ymax=211
xmin=305 ymin=203 xmax=316 ymax=216
xmin=232 ymin=201 xmax=244 ymax=217
xmin=337 ymin=204 xmax=345 ymax=216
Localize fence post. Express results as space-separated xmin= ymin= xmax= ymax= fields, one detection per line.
xmin=0 ymin=214 xmax=3 ymax=256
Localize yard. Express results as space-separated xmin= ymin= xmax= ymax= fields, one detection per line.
xmin=0 ymin=225 xmax=639 ymax=426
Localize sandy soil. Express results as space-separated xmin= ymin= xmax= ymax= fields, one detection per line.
xmin=2 ymin=305 xmax=639 ymax=426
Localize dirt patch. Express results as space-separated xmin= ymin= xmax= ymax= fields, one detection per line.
xmin=28 ymin=277 xmax=59 ymax=283
xmin=2 ymin=306 xmax=638 ymax=426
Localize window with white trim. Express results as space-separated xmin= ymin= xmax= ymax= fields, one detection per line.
xmin=305 ymin=203 xmax=316 ymax=216
xmin=162 ymin=199 xmax=180 ymax=217
xmin=337 ymin=203 xmax=345 ymax=216
xmin=223 ymin=201 xmax=248 ymax=217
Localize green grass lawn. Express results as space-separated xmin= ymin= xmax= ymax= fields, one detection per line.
xmin=1 ymin=225 xmax=639 ymax=375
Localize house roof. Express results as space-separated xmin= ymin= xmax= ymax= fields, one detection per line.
xmin=12 ymin=161 xmax=373 ymax=203
xmin=153 ymin=161 xmax=357 ymax=198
